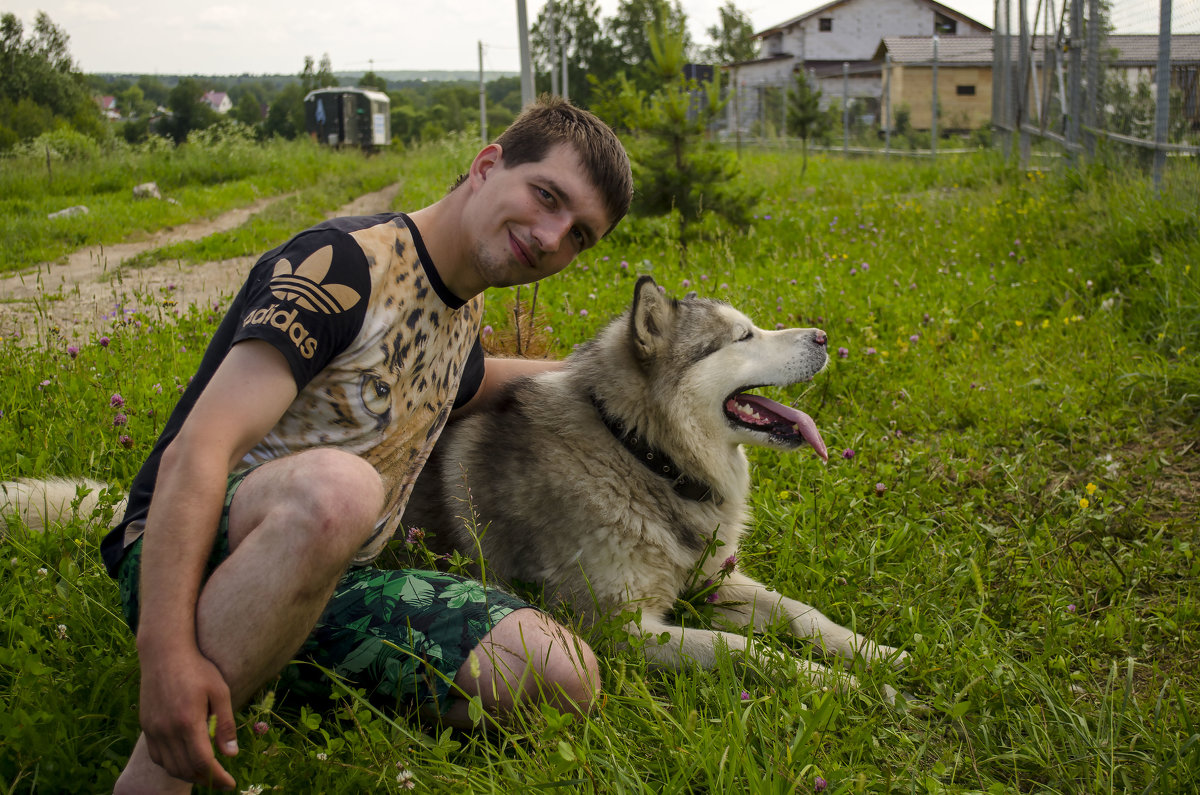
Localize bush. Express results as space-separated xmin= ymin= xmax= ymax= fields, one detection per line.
xmin=11 ymin=128 xmax=100 ymax=161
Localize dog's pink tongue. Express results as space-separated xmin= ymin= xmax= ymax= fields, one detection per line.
xmin=791 ymin=408 xmax=829 ymax=462
xmin=736 ymin=395 xmax=829 ymax=461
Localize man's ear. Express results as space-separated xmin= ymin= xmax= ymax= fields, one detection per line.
xmin=469 ymin=143 xmax=503 ymax=188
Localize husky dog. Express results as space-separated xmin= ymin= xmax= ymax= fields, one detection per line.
xmin=402 ymin=276 xmax=906 ymax=692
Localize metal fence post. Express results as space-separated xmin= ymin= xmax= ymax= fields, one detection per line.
xmin=932 ymin=36 xmax=939 ymax=160
xmin=843 ymin=62 xmax=850 ymax=152
xmin=993 ymin=1 xmax=1003 ymax=152
xmin=1068 ymin=0 xmax=1083 ymax=161
xmin=1153 ymin=0 xmax=1173 ymax=191
xmin=1085 ymin=0 xmax=1100 ymax=156
xmin=885 ymin=53 xmax=892 ymax=153
xmin=1018 ymin=0 xmax=1031 ymax=168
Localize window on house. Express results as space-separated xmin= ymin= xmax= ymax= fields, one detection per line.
xmin=935 ymin=13 xmax=957 ymax=34
xmin=956 ymin=85 xmax=976 ymax=96
xmin=819 ymin=18 xmax=833 ymax=32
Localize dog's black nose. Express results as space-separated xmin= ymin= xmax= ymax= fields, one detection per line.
xmin=813 ymin=331 xmax=827 ymax=346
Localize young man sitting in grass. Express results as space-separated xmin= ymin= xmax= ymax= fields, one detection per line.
xmin=101 ymin=96 xmax=632 ymax=793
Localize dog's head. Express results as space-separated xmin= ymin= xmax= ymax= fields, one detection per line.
xmin=627 ymin=275 xmax=829 ymax=461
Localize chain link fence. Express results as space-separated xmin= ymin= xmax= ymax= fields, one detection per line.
xmin=719 ymin=0 xmax=1199 ymax=182
xmin=993 ymin=0 xmax=1199 ymax=187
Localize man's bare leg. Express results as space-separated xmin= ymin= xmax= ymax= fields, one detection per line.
xmin=438 ymin=608 xmax=602 ymax=727
xmin=115 ymin=449 xmax=384 ymax=794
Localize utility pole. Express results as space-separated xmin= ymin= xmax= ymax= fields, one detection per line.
xmin=549 ymin=0 xmax=559 ymax=96
xmin=479 ymin=41 xmax=488 ymax=145
xmin=561 ymin=29 xmax=569 ymax=101
xmin=517 ymin=0 xmax=534 ymax=106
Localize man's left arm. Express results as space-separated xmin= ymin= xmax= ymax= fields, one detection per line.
xmin=451 ymin=356 xmax=563 ymax=419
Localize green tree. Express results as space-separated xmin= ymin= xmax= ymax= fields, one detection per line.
xmin=162 ymin=78 xmax=219 ymax=144
xmin=117 ymin=84 xmax=155 ymax=120
xmin=786 ymin=69 xmax=829 ymax=177
xmin=263 ymin=82 xmax=306 ymax=139
xmin=604 ymin=0 xmax=691 ymax=93
xmin=231 ymin=92 xmax=265 ymax=127
xmin=0 ymin=11 xmax=101 ymax=148
xmin=531 ymin=0 xmax=621 ymax=107
xmin=627 ymin=15 xmax=757 ymax=258
xmin=300 ymin=56 xmax=318 ymax=93
xmin=703 ymin=1 xmax=758 ymax=64
xmin=137 ymin=75 xmax=170 ymax=107
xmin=316 ymin=53 xmax=339 ymax=88
xmin=358 ymin=70 xmax=388 ymax=91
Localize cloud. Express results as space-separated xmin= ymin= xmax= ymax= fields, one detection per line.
xmin=64 ymin=1 xmax=118 ymax=22
xmin=195 ymin=5 xmax=249 ymax=30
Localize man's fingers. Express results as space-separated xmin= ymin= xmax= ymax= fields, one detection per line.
xmin=212 ymin=698 xmax=239 ymax=758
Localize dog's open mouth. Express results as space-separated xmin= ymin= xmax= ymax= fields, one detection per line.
xmin=724 ymin=392 xmax=829 ymax=461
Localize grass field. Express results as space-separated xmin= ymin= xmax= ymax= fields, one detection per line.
xmin=2 ymin=138 xmax=1198 ymax=793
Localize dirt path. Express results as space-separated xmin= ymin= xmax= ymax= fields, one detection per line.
xmin=0 ymin=182 xmax=402 ymax=344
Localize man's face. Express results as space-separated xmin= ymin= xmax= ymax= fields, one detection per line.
xmin=465 ymin=143 xmax=612 ymax=290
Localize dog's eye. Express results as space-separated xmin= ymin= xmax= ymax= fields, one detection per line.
xmin=735 ymin=327 xmax=753 ymax=342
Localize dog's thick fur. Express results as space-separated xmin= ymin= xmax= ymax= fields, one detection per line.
xmin=0 ymin=477 xmax=115 ymax=536
xmin=402 ymin=276 xmax=905 ymax=691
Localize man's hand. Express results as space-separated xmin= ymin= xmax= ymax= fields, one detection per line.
xmin=139 ymin=646 xmax=239 ymax=790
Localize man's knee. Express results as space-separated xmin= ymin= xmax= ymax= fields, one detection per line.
xmin=235 ymin=449 xmax=384 ymax=553
xmin=472 ymin=609 xmax=603 ymax=716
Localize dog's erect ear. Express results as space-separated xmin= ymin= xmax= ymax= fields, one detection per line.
xmin=630 ymin=275 xmax=674 ymax=364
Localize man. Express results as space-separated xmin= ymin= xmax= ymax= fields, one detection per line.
xmin=101 ymin=96 xmax=633 ymax=793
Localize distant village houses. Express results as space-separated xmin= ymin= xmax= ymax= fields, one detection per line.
xmin=722 ymin=1 xmax=1198 ymax=137
xmin=201 ymin=90 xmax=232 ymax=114
xmin=95 ymin=95 xmax=120 ymax=121
xmin=725 ymin=0 xmax=991 ymax=135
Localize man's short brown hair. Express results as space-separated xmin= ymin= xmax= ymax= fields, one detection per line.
xmin=460 ymin=96 xmax=633 ymax=237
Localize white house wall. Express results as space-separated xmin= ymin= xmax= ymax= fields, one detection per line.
xmin=727 ymin=0 xmax=990 ymax=135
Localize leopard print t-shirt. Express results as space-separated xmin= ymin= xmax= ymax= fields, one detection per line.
xmin=101 ymin=213 xmax=484 ymax=574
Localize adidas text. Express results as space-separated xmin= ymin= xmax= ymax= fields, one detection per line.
xmin=242 ymin=304 xmax=319 ymax=359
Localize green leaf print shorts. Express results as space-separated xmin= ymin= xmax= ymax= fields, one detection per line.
xmin=116 ymin=466 xmax=532 ymax=713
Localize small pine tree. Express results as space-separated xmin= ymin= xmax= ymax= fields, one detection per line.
xmin=630 ymin=14 xmax=758 ymax=261
xmin=786 ymin=70 xmax=827 ymax=179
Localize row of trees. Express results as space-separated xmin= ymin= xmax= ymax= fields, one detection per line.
xmin=2 ymin=1 xmax=762 ymax=152
xmin=0 ymin=12 xmax=105 ymax=150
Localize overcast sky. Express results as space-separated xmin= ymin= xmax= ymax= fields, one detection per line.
xmin=6 ymin=0 xmax=1191 ymax=76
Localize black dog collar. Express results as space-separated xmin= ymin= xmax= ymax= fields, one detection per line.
xmin=589 ymin=393 xmax=722 ymax=505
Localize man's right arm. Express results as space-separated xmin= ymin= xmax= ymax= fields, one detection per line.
xmin=133 ymin=340 xmax=297 ymax=788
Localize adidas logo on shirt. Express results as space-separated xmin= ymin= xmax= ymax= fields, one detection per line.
xmin=242 ymin=244 xmax=362 ymax=359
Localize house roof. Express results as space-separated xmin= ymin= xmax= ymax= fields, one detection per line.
xmin=759 ymin=0 xmax=991 ymax=38
xmin=877 ymin=35 xmax=997 ymax=64
xmin=876 ymin=33 xmax=1200 ymax=65
xmin=1106 ymin=33 xmax=1200 ymax=65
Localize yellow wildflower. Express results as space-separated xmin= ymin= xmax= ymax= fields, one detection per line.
xmin=1079 ymin=497 xmax=1089 ymax=509
xmin=1086 ymin=483 xmax=1097 ymax=495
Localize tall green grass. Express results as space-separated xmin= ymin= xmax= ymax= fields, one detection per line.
xmin=2 ymin=148 xmax=1198 ymax=793
xmin=0 ymin=134 xmax=428 ymax=273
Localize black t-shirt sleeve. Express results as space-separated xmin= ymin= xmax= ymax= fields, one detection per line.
xmin=232 ymin=227 xmax=371 ymax=389
xmin=453 ymin=336 xmax=486 ymax=409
